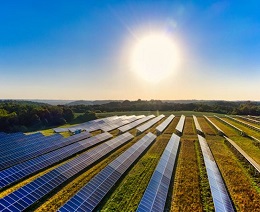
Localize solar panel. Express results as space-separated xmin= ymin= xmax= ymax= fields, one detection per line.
xmin=0 ymin=132 xmax=113 ymax=189
xmin=203 ymin=115 xmax=225 ymax=136
xmin=193 ymin=115 xmax=204 ymax=136
xmin=225 ymin=115 xmax=260 ymax=132
xmin=224 ymin=136 xmax=260 ymax=174
xmin=118 ymin=115 xmax=155 ymax=133
xmin=136 ymin=115 xmax=165 ymax=134
xmin=156 ymin=114 xmax=175 ymax=135
xmin=58 ymin=132 xmax=156 ymax=212
xmin=0 ymin=132 xmax=92 ymax=170
xmin=175 ymin=115 xmax=185 ymax=136
xmin=214 ymin=115 xmax=246 ymax=136
xmin=198 ymin=135 xmax=235 ymax=212
xmin=237 ymin=115 xmax=260 ymax=125
xmin=0 ymin=132 xmax=134 ymax=211
xmin=137 ymin=133 xmax=180 ymax=212
xmin=0 ymin=133 xmax=45 ymax=153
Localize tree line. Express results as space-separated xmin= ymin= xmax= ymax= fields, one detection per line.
xmin=0 ymin=100 xmax=96 ymax=133
xmin=1 ymin=100 xmax=259 ymax=133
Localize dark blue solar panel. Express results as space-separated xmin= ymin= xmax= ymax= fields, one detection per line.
xmin=0 ymin=132 xmax=92 ymax=170
xmin=198 ymin=135 xmax=234 ymax=212
xmin=137 ymin=133 xmax=180 ymax=212
xmin=58 ymin=132 xmax=157 ymax=212
xmin=0 ymin=132 xmax=113 ymax=189
xmin=0 ymin=132 xmax=134 ymax=212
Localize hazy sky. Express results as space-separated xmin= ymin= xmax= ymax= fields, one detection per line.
xmin=1 ymin=0 xmax=260 ymax=100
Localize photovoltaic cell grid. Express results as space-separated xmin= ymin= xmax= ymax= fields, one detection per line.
xmin=193 ymin=115 xmax=203 ymax=135
xmin=225 ymin=115 xmax=260 ymax=132
xmin=175 ymin=115 xmax=185 ymax=135
xmin=156 ymin=114 xmax=175 ymax=134
xmin=118 ymin=115 xmax=155 ymax=133
xmin=214 ymin=115 xmax=246 ymax=136
xmin=203 ymin=115 xmax=225 ymax=136
xmin=224 ymin=136 xmax=260 ymax=173
xmin=0 ymin=133 xmax=46 ymax=156
xmin=0 ymin=132 xmax=134 ymax=212
xmin=0 ymin=132 xmax=31 ymax=149
xmin=0 ymin=133 xmax=62 ymax=158
xmin=198 ymin=135 xmax=235 ymax=212
xmin=0 ymin=132 xmax=92 ymax=171
xmin=137 ymin=133 xmax=180 ymax=212
xmin=0 ymin=132 xmax=113 ymax=189
xmin=58 ymin=132 xmax=157 ymax=212
xmin=136 ymin=115 xmax=165 ymax=133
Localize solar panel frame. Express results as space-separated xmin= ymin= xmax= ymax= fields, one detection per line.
xmin=137 ymin=133 xmax=180 ymax=212
xmin=156 ymin=114 xmax=175 ymax=135
xmin=175 ymin=115 xmax=185 ymax=136
xmin=136 ymin=115 xmax=165 ymax=134
xmin=203 ymin=115 xmax=225 ymax=136
xmin=198 ymin=135 xmax=235 ymax=212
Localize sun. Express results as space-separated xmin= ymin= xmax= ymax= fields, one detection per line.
xmin=130 ymin=32 xmax=179 ymax=83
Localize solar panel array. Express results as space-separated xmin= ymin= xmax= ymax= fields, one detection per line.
xmin=224 ymin=136 xmax=260 ymax=174
xmin=53 ymin=115 xmax=144 ymax=134
xmin=203 ymin=115 xmax=225 ymax=136
xmin=156 ymin=114 xmax=175 ymax=135
xmin=137 ymin=133 xmax=180 ymax=212
xmin=193 ymin=115 xmax=204 ymax=136
xmin=0 ymin=132 xmax=92 ymax=170
xmin=175 ymin=115 xmax=185 ymax=136
xmin=0 ymin=132 xmax=45 ymax=154
xmin=237 ymin=115 xmax=260 ymax=125
xmin=58 ymin=132 xmax=156 ymax=212
xmin=118 ymin=115 xmax=155 ymax=133
xmin=0 ymin=132 xmax=134 ymax=211
xmin=0 ymin=132 xmax=113 ymax=189
xmin=225 ymin=115 xmax=260 ymax=132
xmin=136 ymin=115 xmax=165 ymax=134
xmin=198 ymin=135 xmax=235 ymax=212
xmin=214 ymin=115 xmax=247 ymax=136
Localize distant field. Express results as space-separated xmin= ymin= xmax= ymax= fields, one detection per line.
xmin=96 ymin=111 xmax=223 ymax=118
xmin=1 ymin=113 xmax=260 ymax=211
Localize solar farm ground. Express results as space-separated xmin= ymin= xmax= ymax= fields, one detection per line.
xmin=1 ymin=113 xmax=260 ymax=211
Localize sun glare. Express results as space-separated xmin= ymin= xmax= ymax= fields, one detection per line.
xmin=130 ymin=33 xmax=178 ymax=83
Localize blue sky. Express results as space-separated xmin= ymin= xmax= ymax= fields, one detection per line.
xmin=0 ymin=0 xmax=260 ymax=100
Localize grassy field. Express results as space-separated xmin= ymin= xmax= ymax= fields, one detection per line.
xmin=96 ymin=111 xmax=224 ymax=118
xmin=1 ymin=112 xmax=260 ymax=211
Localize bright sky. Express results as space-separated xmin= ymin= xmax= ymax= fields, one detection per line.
xmin=0 ymin=0 xmax=260 ymax=101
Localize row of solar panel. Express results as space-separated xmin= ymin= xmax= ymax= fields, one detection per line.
xmin=155 ymin=114 xmax=175 ymax=135
xmin=137 ymin=133 xmax=180 ymax=212
xmin=0 ymin=132 xmax=113 ymax=189
xmin=0 ymin=132 xmax=92 ymax=171
xmin=197 ymin=135 xmax=235 ymax=212
xmin=237 ymin=115 xmax=260 ymax=125
xmin=175 ymin=115 xmax=185 ymax=135
xmin=225 ymin=115 xmax=260 ymax=132
xmin=214 ymin=115 xmax=247 ymax=136
xmin=118 ymin=115 xmax=155 ymax=133
xmin=53 ymin=115 xmax=140 ymax=133
xmin=0 ymin=132 xmax=134 ymax=211
xmin=0 ymin=132 xmax=43 ymax=150
xmin=58 ymin=132 xmax=157 ymax=212
xmin=1 ymin=133 xmax=62 ymax=156
xmin=224 ymin=136 xmax=260 ymax=173
xmin=136 ymin=114 xmax=165 ymax=134
xmin=193 ymin=115 xmax=204 ymax=136
xmin=203 ymin=115 xmax=225 ymax=136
